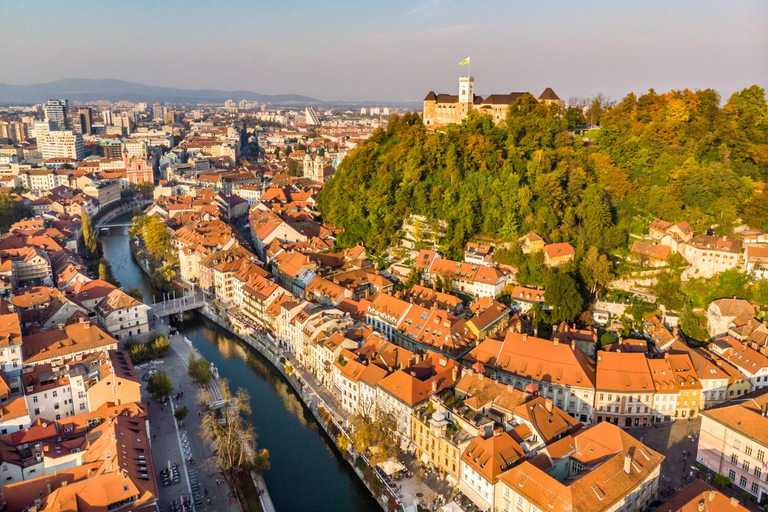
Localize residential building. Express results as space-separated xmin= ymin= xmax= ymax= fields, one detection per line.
xmin=682 ymin=235 xmax=743 ymax=279
xmin=543 ymin=243 xmax=575 ymax=267
xmin=95 ymin=289 xmax=151 ymax=340
xmin=459 ymin=430 xmax=526 ymax=511
xmin=21 ymin=316 xmax=118 ymax=366
xmin=707 ymin=298 xmax=755 ymax=338
xmin=594 ymin=352 xmax=655 ymax=427
xmin=469 ymin=332 xmax=596 ymax=422
xmin=496 ymin=422 xmax=663 ymax=512
xmin=709 ymin=336 xmax=768 ymax=390
xmin=22 ymin=350 xmax=140 ymax=422
xmin=697 ymin=388 xmax=768 ymax=502
xmin=661 ymin=479 xmax=750 ymax=512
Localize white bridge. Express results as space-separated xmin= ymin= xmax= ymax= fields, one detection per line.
xmin=152 ymin=291 xmax=207 ymax=318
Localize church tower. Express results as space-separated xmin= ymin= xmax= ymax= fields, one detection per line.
xmin=313 ymin=155 xmax=323 ymax=182
xmin=458 ymin=75 xmax=474 ymax=104
xmin=303 ymin=153 xmax=312 ymax=178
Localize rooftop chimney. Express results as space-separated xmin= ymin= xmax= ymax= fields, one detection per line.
xmin=552 ymin=338 xmax=559 ymax=347
xmin=493 ymin=427 xmax=503 ymax=437
xmin=544 ymin=398 xmax=553 ymax=413
xmin=708 ymin=490 xmax=716 ymax=501
xmin=431 ymin=379 xmax=438 ymax=393
xmin=623 ymin=453 xmax=632 ymax=474
xmin=730 ymin=497 xmax=739 ymax=507
xmin=452 ymin=366 xmax=459 ymax=381
xmin=522 ymin=334 xmax=528 ymax=342
xmin=697 ymin=499 xmax=705 ymax=512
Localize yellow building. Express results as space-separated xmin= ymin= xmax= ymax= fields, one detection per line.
xmin=423 ymin=76 xmax=561 ymax=127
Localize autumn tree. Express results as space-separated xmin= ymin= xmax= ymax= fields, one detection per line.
xmin=200 ymin=381 xmax=270 ymax=490
xmin=350 ymin=408 xmax=399 ymax=465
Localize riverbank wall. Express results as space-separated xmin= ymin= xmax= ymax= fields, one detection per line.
xmin=198 ymin=304 xmax=399 ymax=512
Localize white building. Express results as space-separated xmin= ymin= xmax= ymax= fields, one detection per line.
xmin=95 ymin=289 xmax=151 ymax=341
xmin=39 ymin=131 xmax=85 ymax=161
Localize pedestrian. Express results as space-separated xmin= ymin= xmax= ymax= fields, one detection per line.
xmin=228 ymin=498 xmax=232 ymax=505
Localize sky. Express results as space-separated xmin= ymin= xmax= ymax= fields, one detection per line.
xmin=1 ymin=0 xmax=767 ymax=103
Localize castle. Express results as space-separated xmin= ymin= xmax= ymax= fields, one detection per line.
xmin=422 ymin=76 xmax=561 ymax=127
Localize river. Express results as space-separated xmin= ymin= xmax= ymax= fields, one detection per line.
xmin=100 ymin=212 xmax=381 ymax=512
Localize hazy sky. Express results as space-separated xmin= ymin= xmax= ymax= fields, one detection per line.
xmin=2 ymin=0 xmax=767 ymax=103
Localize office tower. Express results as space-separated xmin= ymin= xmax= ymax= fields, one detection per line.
xmin=45 ymin=99 xmax=69 ymax=130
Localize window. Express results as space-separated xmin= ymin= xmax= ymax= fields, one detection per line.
xmin=758 ymin=450 xmax=765 ymax=463
xmin=732 ymin=454 xmax=739 ymax=465
xmin=743 ymin=461 xmax=750 ymax=472
xmin=755 ymin=467 xmax=761 ymax=479
xmin=752 ymin=482 xmax=759 ymax=494
xmin=739 ymin=476 xmax=747 ymax=488
xmin=33 ymin=396 xmax=38 ymax=403
xmin=729 ymin=470 xmax=736 ymax=481
xmin=746 ymin=446 xmax=753 ymax=456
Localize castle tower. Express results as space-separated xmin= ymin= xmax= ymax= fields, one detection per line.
xmin=459 ymin=76 xmax=474 ymax=104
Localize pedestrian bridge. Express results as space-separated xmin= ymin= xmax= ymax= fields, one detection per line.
xmin=152 ymin=291 xmax=207 ymax=318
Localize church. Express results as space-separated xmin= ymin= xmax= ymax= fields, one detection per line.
xmin=422 ymin=76 xmax=561 ymax=127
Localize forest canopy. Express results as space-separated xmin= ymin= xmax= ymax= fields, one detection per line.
xmin=318 ymin=86 xmax=768 ymax=260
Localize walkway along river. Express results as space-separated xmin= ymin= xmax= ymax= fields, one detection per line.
xmin=100 ymin=213 xmax=381 ymax=512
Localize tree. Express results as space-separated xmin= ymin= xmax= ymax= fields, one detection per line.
xmin=127 ymin=287 xmax=144 ymax=302
xmin=545 ymin=271 xmax=584 ymax=324
xmin=200 ymin=382 xmax=269 ymax=490
xmin=98 ymin=258 xmax=121 ymax=287
xmin=581 ymin=247 xmax=612 ymax=295
xmin=174 ymin=406 xmax=189 ymax=426
xmin=713 ymin=473 xmax=731 ymax=489
xmin=402 ymin=267 xmax=423 ymax=290
xmin=351 ymin=408 xmax=399 ymax=465
xmin=137 ymin=182 xmax=153 ymax=199
xmin=148 ymin=372 xmax=173 ymax=401
xmin=654 ymin=272 xmax=685 ymax=311
xmin=188 ymin=354 xmax=212 ymax=386
xmin=286 ymin=158 xmax=301 ymax=177
xmin=600 ymin=333 xmax=615 ymax=346
xmin=82 ymin=212 xmax=98 ymax=260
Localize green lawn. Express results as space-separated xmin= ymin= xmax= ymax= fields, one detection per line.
xmin=583 ymin=129 xmax=601 ymax=140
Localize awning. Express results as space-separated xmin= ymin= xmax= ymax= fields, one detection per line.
xmin=458 ymin=481 xmax=491 ymax=512
xmin=377 ymin=458 xmax=407 ymax=476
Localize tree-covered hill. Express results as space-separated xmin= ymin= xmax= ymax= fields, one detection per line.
xmin=318 ymin=86 xmax=768 ymax=260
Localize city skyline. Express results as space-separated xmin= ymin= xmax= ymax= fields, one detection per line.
xmin=2 ymin=0 xmax=766 ymax=103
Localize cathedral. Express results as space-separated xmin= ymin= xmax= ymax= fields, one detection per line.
xmin=303 ymin=154 xmax=335 ymax=183
xmin=422 ymin=76 xmax=561 ymax=127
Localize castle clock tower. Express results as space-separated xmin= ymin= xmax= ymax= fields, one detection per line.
xmin=458 ymin=75 xmax=474 ymax=104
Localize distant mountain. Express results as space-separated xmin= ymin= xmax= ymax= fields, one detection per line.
xmin=0 ymin=78 xmax=320 ymax=105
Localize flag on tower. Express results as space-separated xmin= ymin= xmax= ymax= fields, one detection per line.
xmin=459 ymin=57 xmax=470 ymax=66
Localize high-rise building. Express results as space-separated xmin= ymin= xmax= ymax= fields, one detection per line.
xmin=238 ymin=99 xmax=249 ymax=109
xmin=40 ymin=130 xmax=85 ymax=160
xmin=0 ymin=120 xmax=27 ymax=142
xmin=224 ymin=99 xmax=235 ymax=108
xmin=305 ymin=107 xmax=320 ymax=126
xmin=33 ymin=120 xmax=53 ymax=140
xmin=44 ymin=99 xmax=69 ymax=130
xmin=102 ymin=109 xmax=114 ymax=126
xmin=152 ymin=103 xmax=163 ymax=120
xmin=77 ymin=106 xmax=93 ymax=135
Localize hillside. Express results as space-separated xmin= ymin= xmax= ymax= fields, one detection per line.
xmin=0 ymin=78 xmax=320 ymax=105
xmin=318 ymin=86 xmax=768 ymax=260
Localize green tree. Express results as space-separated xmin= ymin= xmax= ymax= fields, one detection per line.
xmin=286 ymin=158 xmax=301 ymax=177
xmin=188 ymin=354 xmax=212 ymax=386
xmin=545 ymin=271 xmax=584 ymax=324
xmin=82 ymin=212 xmax=98 ymax=260
xmin=581 ymin=247 xmax=612 ymax=295
xmin=713 ymin=473 xmax=731 ymax=489
xmin=98 ymin=258 xmax=121 ymax=287
xmin=174 ymin=406 xmax=189 ymax=425
xmin=127 ymin=287 xmax=144 ymax=301
xmin=148 ymin=372 xmax=174 ymax=401
xmin=600 ymin=333 xmax=615 ymax=346
xmin=137 ymin=182 xmax=153 ymax=199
